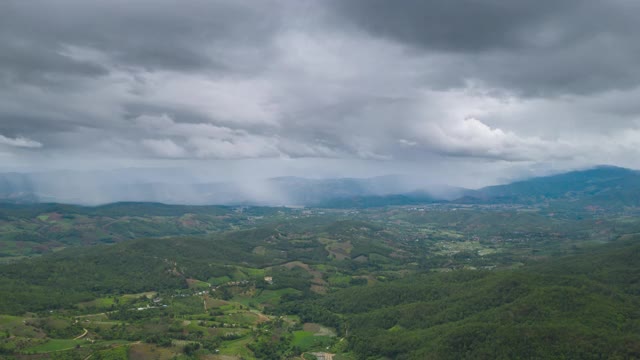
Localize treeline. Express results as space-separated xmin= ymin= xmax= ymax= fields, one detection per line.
xmin=0 ymin=202 xmax=232 ymax=218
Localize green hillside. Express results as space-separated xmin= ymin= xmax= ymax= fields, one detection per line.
xmin=464 ymin=166 xmax=640 ymax=210
xmin=279 ymin=237 xmax=640 ymax=359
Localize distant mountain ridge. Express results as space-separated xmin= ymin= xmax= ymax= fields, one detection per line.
xmin=0 ymin=166 xmax=638 ymax=208
xmin=460 ymin=166 xmax=640 ymax=209
xmin=0 ymin=172 xmax=465 ymax=206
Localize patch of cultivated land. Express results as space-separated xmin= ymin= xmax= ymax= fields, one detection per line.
xmin=128 ymin=343 xmax=176 ymax=360
xmin=23 ymin=339 xmax=86 ymax=353
xmin=320 ymin=238 xmax=353 ymax=260
xmin=219 ymin=337 xmax=254 ymax=358
xmin=281 ymin=261 xmax=328 ymax=293
xmin=303 ymin=322 xmax=336 ymax=337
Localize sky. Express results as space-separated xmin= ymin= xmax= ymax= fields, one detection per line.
xmin=2 ymin=0 xmax=640 ymax=188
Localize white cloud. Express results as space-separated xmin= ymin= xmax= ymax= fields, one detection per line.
xmin=0 ymin=134 xmax=42 ymax=148
xmin=135 ymin=114 xmax=242 ymax=139
xmin=135 ymin=114 xmax=344 ymax=159
xmin=138 ymin=73 xmax=281 ymax=126
xmin=142 ymin=138 xmax=187 ymax=158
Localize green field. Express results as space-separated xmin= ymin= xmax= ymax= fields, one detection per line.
xmin=219 ymin=336 xmax=254 ymax=358
xmin=23 ymin=339 xmax=86 ymax=353
xmin=234 ymin=288 xmax=301 ymax=308
xmin=292 ymin=331 xmax=334 ymax=351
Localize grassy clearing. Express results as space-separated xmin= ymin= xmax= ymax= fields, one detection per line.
xmin=303 ymin=323 xmax=336 ymax=337
xmin=325 ymin=240 xmax=353 ymax=260
xmin=238 ymin=266 xmax=265 ymax=278
xmin=78 ymin=296 xmax=116 ymax=310
xmin=218 ymin=312 xmax=260 ymax=326
xmin=292 ymin=331 xmax=334 ymax=352
xmin=327 ymin=274 xmax=352 ymax=287
xmin=219 ymin=336 xmax=254 ymax=358
xmin=209 ymin=327 xmax=250 ymax=337
xmin=23 ymin=339 xmax=86 ymax=353
xmin=0 ymin=314 xmax=22 ymax=325
xmin=95 ymin=345 xmax=129 ymax=359
xmin=121 ymin=291 xmax=157 ymax=300
xmin=209 ymin=276 xmax=232 ymax=286
xmin=187 ymin=278 xmax=211 ymax=289
xmin=128 ymin=342 xmax=176 ymax=360
xmin=0 ymin=315 xmax=45 ymax=338
xmin=252 ymin=246 xmax=267 ymax=255
xmin=334 ymin=353 xmax=357 ymax=360
xmin=170 ymin=296 xmax=205 ymax=315
xmin=234 ymin=288 xmax=301 ymax=308
xmin=435 ymin=240 xmax=488 ymax=256
xmin=205 ymin=298 xmax=231 ymax=308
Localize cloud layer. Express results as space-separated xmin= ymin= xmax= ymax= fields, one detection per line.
xmin=2 ymin=0 xmax=640 ymax=183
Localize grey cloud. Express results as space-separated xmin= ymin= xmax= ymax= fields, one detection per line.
xmin=0 ymin=0 xmax=282 ymax=83
xmin=328 ymin=0 xmax=640 ymax=95
xmin=134 ymin=114 xmax=342 ymax=160
xmin=0 ymin=38 xmax=109 ymax=86
xmin=1 ymin=0 xmax=640 ymax=182
xmin=329 ymin=0 xmax=581 ymax=52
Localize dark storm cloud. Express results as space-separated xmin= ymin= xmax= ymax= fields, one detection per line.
xmin=330 ymin=0 xmax=578 ymax=52
xmin=328 ymin=0 xmax=640 ymax=95
xmin=0 ymin=0 xmax=281 ymax=80
xmin=0 ymin=37 xmax=109 ymax=85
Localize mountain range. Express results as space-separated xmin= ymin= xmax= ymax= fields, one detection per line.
xmin=0 ymin=166 xmax=639 ymax=209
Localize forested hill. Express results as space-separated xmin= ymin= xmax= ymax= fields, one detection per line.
xmin=0 ymin=228 xmax=283 ymax=314
xmin=461 ymin=166 xmax=640 ymax=208
xmin=278 ymin=236 xmax=640 ymax=359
